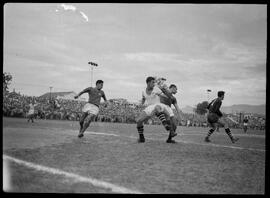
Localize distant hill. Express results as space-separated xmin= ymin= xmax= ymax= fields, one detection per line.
xmin=221 ymin=104 xmax=265 ymax=115
xmin=181 ymin=104 xmax=265 ymax=115
xmin=181 ymin=105 xmax=195 ymax=114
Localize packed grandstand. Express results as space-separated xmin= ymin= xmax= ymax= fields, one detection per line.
xmin=2 ymin=90 xmax=265 ymax=130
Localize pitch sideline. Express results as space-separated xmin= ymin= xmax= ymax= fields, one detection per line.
xmin=3 ymin=155 xmax=143 ymax=194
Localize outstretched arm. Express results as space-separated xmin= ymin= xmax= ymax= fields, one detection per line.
xmin=74 ymin=87 xmax=91 ymax=99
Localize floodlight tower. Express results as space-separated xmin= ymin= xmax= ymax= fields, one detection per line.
xmin=88 ymin=61 xmax=98 ymax=87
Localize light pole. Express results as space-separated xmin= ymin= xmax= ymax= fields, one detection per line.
xmin=49 ymin=86 xmax=53 ymax=101
xmin=207 ymin=89 xmax=211 ymax=102
xmin=88 ymin=61 xmax=98 ymax=87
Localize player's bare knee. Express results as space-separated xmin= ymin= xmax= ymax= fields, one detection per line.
xmin=85 ymin=114 xmax=93 ymax=123
xmin=154 ymin=105 xmax=162 ymax=114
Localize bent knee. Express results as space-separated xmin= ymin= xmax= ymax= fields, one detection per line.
xmin=85 ymin=114 xmax=94 ymax=123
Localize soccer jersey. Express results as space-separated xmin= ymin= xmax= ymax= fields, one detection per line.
xmin=208 ymin=98 xmax=223 ymax=117
xmin=159 ymin=93 xmax=176 ymax=107
xmin=142 ymin=87 xmax=162 ymax=106
xmin=28 ymin=104 xmax=35 ymax=114
xmin=82 ymin=87 xmax=105 ymax=107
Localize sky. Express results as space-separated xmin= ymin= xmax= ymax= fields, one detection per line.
xmin=3 ymin=3 xmax=267 ymax=108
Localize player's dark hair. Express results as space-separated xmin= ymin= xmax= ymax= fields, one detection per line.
xmin=218 ymin=91 xmax=225 ymax=97
xmin=146 ymin=76 xmax=155 ymax=84
xmin=169 ymin=84 xmax=177 ymax=89
xmin=96 ymin=80 xmax=104 ymax=85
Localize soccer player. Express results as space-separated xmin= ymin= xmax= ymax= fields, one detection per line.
xmin=243 ymin=116 xmax=249 ymax=133
xmin=136 ymin=76 xmax=177 ymax=143
xmin=205 ymin=91 xmax=239 ymax=143
xmin=74 ymin=80 xmax=108 ymax=138
xmin=156 ymin=84 xmax=181 ymax=143
xmin=27 ymin=100 xmax=38 ymax=123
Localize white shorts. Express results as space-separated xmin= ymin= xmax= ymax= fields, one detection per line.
xmin=82 ymin=103 xmax=99 ymax=115
xmin=143 ymin=103 xmax=174 ymax=117
xmin=243 ymin=123 xmax=248 ymax=126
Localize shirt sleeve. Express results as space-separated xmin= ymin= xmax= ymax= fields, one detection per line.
xmin=81 ymin=87 xmax=92 ymax=94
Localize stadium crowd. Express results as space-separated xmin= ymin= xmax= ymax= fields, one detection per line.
xmin=3 ymin=90 xmax=265 ymax=130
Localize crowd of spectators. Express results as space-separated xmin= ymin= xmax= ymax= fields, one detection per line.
xmin=3 ymin=90 xmax=265 ymax=130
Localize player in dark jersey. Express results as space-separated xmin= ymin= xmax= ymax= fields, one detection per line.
xmin=205 ymin=91 xmax=239 ymax=143
xmin=156 ymin=84 xmax=181 ymax=143
xmin=74 ymin=80 xmax=108 ymax=138
xmin=243 ymin=116 xmax=249 ymax=133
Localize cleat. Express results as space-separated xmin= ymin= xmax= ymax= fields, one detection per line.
xmin=137 ymin=137 xmax=145 ymax=143
xmin=204 ymin=137 xmax=211 ymax=142
xmin=166 ymin=139 xmax=176 ymax=143
xmin=78 ymin=133 xmax=84 ymax=138
xmin=138 ymin=134 xmax=145 ymax=143
xmin=231 ymin=137 xmax=239 ymax=143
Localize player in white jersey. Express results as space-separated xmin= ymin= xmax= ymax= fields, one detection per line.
xmin=27 ymin=100 xmax=39 ymax=123
xmin=136 ymin=76 xmax=177 ymax=143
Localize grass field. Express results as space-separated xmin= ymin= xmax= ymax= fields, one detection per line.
xmin=3 ymin=117 xmax=265 ymax=194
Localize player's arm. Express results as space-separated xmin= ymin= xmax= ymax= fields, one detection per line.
xmin=102 ymin=93 xmax=109 ymax=107
xmin=173 ymin=101 xmax=181 ymax=121
xmin=158 ymin=86 xmax=173 ymax=99
xmin=74 ymin=87 xmax=91 ymax=99
xmin=102 ymin=92 xmax=107 ymax=102
xmin=141 ymin=91 xmax=146 ymax=105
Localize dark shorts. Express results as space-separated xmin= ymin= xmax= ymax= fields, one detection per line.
xmin=207 ymin=113 xmax=219 ymax=124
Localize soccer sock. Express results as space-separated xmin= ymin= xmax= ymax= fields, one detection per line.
xmin=225 ymin=128 xmax=234 ymax=140
xmin=156 ymin=113 xmax=170 ymax=131
xmin=206 ymin=128 xmax=215 ymax=138
xmin=137 ymin=125 xmax=144 ymax=135
xmin=79 ymin=121 xmax=84 ymax=132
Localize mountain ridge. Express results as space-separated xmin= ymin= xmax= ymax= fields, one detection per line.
xmin=181 ymin=104 xmax=265 ymax=115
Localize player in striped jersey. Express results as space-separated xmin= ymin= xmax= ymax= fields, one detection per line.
xmin=74 ymin=80 xmax=108 ymax=138
xmin=205 ymin=91 xmax=239 ymax=143
xmin=136 ymin=76 xmax=177 ymax=143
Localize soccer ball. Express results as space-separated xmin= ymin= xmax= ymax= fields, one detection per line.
xmin=154 ymin=77 xmax=169 ymax=90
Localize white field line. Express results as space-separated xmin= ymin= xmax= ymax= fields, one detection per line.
xmin=3 ymin=155 xmax=143 ymax=194
xmin=86 ymin=131 xmax=265 ymax=152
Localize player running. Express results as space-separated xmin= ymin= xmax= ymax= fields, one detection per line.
xmin=156 ymin=83 xmax=181 ymax=143
xmin=136 ymin=76 xmax=177 ymax=143
xmin=205 ymin=91 xmax=239 ymax=143
xmin=74 ymin=80 xmax=108 ymax=138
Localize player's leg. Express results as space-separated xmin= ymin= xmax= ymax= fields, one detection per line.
xmin=78 ymin=104 xmax=99 ymax=138
xmin=136 ymin=111 xmax=150 ymax=143
xmin=156 ymin=112 xmax=171 ymax=131
xmin=205 ymin=113 xmax=219 ymax=142
xmin=205 ymin=122 xmax=217 ymax=142
xmin=79 ymin=112 xmax=88 ymax=132
xmin=166 ymin=116 xmax=178 ymax=143
xmin=219 ymin=117 xmax=239 ymax=143
xmin=78 ymin=113 xmax=95 ymax=137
